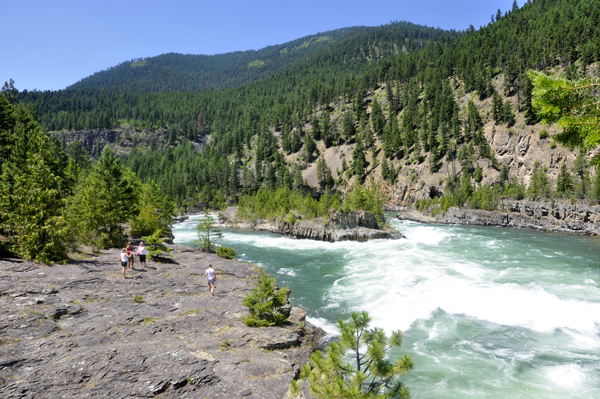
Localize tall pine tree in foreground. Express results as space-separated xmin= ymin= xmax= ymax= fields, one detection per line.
xmin=0 ymin=93 xmax=70 ymax=263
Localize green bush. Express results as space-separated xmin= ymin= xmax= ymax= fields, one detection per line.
xmin=132 ymin=295 xmax=143 ymax=303
xmin=242 ymin=270 xmax=289 ymax=327
xmin=142 ymin=230 xmax=173 ymax=259
xmin=539 ymin=129 xmax=549 ymax=139
xmin=216 ymin=246 xmax=236 ymax=260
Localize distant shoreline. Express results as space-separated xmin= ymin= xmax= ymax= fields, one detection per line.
xmin=395 ymin=200 xmax=600 ymax=236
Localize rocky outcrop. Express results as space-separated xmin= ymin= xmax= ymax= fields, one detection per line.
xmin=219 ymin=208 xmax=404 ymax=242
xmin=0 ymin=247 xmax=318 ymax=398
xmin=397 ymin=200 xmax=600 ymax=236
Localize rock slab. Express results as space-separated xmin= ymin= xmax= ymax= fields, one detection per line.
xmin=0 ymin=247 xmax=318 ymax=398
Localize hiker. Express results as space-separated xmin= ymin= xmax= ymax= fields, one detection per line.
xmin=204 ymin=264 xmax=216 ymax=296
xmin=126 ymin=242 xmax=135 ymax=269
xmin=119 ymin=248 xmax=128 ymax=278
xmin=137 ymin=241 xmax=147 ymax=269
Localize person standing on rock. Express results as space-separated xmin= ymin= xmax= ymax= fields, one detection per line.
xmin=204 ymin=264 xmax=216 ymax=296
xmin=126 ymin=242 xmax=135 ymax=269
xmin=136 ymin=241 xmax=147 ymax=269
xmin=119 ymin=248 xmax=128 ymax=278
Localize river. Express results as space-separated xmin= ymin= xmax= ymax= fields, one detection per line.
xmin=173 ymin=215 xmax=600 ymax=398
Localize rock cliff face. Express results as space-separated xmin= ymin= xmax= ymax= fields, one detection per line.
xmin=397 ymin=200 xmax=600 ymax=236
xmin=219 ymin=208 xmax=404 ymax=242
xmin=0 ymin=247 xmax=318 ymax=398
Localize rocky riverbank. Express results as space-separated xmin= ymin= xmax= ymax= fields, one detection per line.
xmin=0 ymin=246 xmax=319 ymax=398
xmin=397 ymin=200 xmax=600 ymax=236
xmin=218 ymin=207 xmax=404 ymax=242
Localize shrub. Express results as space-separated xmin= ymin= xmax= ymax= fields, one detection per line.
xmin=216 ymin=246 xmax=236 ymax=260
xmin=142 ymin=230 xmax=173 ymax=259
xmin=539 ymin=129 xmax=549 ymax=139
xmin=242 ymin=270 xmax=289 ymax=327
xmin=132 ymin=295 xmax=143 ymax=303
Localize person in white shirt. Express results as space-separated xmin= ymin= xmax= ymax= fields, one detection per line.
xmin=203 ymin=264 xmax=216 ymax=296
xmin=119 ymin=248 xmax=128 ymax=279
xmin=137 ymin=241 xmax=147 ymax=269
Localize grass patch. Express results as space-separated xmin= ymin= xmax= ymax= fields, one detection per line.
xmin=132 ymin=295 xmax=143 ymax=303
xmin=180 ymin=308 xmax=203 ymax=316
xmin=141 ymin=317 xmax=158 ymax=325
xmin=219 ymin=339 xmax=231 ymax=350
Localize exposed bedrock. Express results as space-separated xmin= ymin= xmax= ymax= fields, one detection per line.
xmin=397 ymin=200 xmax=600 ymax=236
xmin=0 ymin=247 xmax=319 ymax=398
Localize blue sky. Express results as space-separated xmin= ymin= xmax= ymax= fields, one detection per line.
xmin=3 ymin=0 xmax=521 ymax=91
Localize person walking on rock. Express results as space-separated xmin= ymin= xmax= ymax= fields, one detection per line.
xmin=204 ymin=264 xmax=216 ymax=296
xmin=119 ymin=248 xmax=128 ymax=278
xmin=136 ymin=241 xmax=147 ymax=269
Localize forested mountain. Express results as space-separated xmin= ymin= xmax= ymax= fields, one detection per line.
xmin=15 ymin=0 xmax=600 ymax=211
xmin=67 ymin=22 xmax=454 ymax=93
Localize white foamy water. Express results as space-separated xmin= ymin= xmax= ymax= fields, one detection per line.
xmin=174 ymin=216 xmax=600 ymax=398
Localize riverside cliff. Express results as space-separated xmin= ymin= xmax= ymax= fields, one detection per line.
xmin=218 ymin=207 xmax=404 ymax=242
xmin=397 ymin=200 xmax=600 ymax=236
xmin=0 ymin=246 xmax=318 ymax=398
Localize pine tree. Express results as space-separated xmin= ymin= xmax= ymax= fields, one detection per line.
xmin=381 ymin=155 xmax=390 ymax=180
xmin=502 ymin=101 xmax=515 ymax=125
xmin=302 ymin=132 xmax=317 ymax=162
xmin=342 ymin=110 xmax=356 ymax=142
xmin=371 ymin=98 xmax=385 ymax=139
xmin=474 ymin=164 xmax=483 ymax=183
xmin=69 ymin=147 xmax=137 ymax=250
xmin=556 ymin=163 xmax=574 ymax=196
xmin=195 ymin=211 xmax=222 ymax=252
xmin=492 ymin=91 xmax=503 ymax=124
xmin=292 ymin=311 xmax=414 ymax=399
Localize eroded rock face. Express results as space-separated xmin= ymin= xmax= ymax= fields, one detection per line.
xmin=397 ymin=200 xmax=600 ymax=236
xmin=0 ymin=247 xmax=317 ymax=398
xmin=218 ymin=208 xmax=404 ymax=242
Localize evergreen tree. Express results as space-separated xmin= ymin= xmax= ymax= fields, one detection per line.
xmin=556 ymin=163 xmax=574 ymax=196
xmin=302 ymin=132 xmax=317 ymax=162
xmin=492 ymin=91 xmax=503 ymax=124
xmin=527 ymin=161 xmax=552 ymax=199
xmin=573 ymin=149 xmax=591 ymax=199
xmin=501 ymin=101 xmax=515 ymax=125
xmin=352 ymin=138 xmax=367 ymax=180
xmin=0 ymin=95 xmax=70 ymax=263
xmin=381 ymin=155 xmax=390 ymax=180
xmin=195 ymin=211 xmax=222 ymax=252
xmin=474 ymin=164 xmax=483 ymax=183
xmin=342 ymin=110 xmax=356 ymax=142
xmin=292 ymin=311 xmax=414 ymax=399
xmin=316 ymin=156 xmax=334 ymax=189
xmin=69 ymin=147 xmax=137 ymax=250
xmin=371 ymin=98 xmax=385 ymax=139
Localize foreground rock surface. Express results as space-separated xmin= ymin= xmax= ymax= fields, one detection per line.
xmin=397 ymin=200 xmax=600 ymax=235
xmin=219 ymin=208 xmax=404 ymax=242
xmin=0 ymin=247 xmax=318 ymax=398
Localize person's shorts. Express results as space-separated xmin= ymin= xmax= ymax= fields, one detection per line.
xmin=139 ymin=255 xmax=146 ymax=262
xmin=121 ymin=261 xmax=128 ymax=267
xmin=207 ymin=278 xmax=215 ymax=284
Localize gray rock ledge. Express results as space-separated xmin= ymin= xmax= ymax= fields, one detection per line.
xmin=0 ymin=247 xmax=318 ymax=398
xmin=396 ymin=200 xmax=600 ymax=236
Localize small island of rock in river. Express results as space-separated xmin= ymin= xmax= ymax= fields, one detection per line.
xmin=218 ymin=207 xmax=404 ymax=242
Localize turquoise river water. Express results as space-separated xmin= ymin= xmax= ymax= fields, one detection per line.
xmin=173 ymin=215 xmax=600 ymax=398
